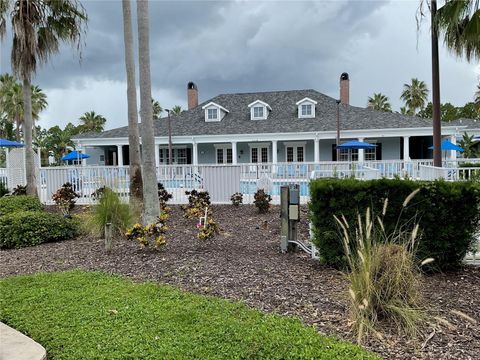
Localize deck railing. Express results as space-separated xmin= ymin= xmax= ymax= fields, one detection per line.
xmin=0 ymin=159 xmax=479 ymax=205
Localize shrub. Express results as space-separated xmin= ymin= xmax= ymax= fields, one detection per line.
xmin=309 ymin=178 xmax=480 ymax=271
xmin=336 ymin=202 xmax=426 ymax=343
xmin=158 ymin=183 xmax=173 ymax=209
xmin=0 ymin=182 xmax=8 ymax=197
xmin=230 ymin=192 xmax=243 ymax=206
xmin=52 ymin=182 xmax=80 ymax=216
xmin=0 ymin=195 xmax=43 ymax=217
xmin=92 ymin=186 xmax=106 ymax=201
xmin=85 ymin=187 xmax=135 ymax=238
xmin=11 ymin=184 xmax=27 ymax=196
xmin=126 ymin=212 xmax=168 ymax=249
xmin=254 ymin=189 xmax=272 ymax=213
xmin=0 ymin=211 xmax=79 ymax=249
xmin=182 ymin=190 xmax=210 ymax=218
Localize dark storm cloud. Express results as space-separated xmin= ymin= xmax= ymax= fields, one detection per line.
xmin=1 ymin=0 xmax=388 ymax=101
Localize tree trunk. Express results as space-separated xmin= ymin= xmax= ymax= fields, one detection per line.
xmin=22 ymin=78 xmax=37 ymax=196
xmin=15 ymin=115 xmax=20 ymax=142
xmin=122 ymin=0 xmax=143 ymax=204
xmin=136 ymin=0 xmax=160 ymax=224
xmin=431 ymin=0 xmax=442 ymax=168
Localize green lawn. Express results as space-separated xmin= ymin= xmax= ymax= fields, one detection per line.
xmin=0 ymin=271 xmax=378 ymax=359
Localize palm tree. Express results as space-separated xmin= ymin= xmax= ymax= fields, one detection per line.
xmin=400 ymin=78 xmax=429 ymax=115
xmin=434 ymin=0 xmax=480 ymax=62
xmin=171 ymin=105 xmax=182 ymax=115
xmin=0 ymin=1 xmax=87 ymax=196
xmin=137 ymin=0 xmax=160 ymax=224
xmin=152 ymin=98 xmax=162 ymax=120
xmin=122 ymin=0 xmax=143 ymax=202
xmin=79 ymin=111 xmax=106 ymax=133
xmin=367 ymin=93 xmax=392 ymax=112
xmin=0 ymin=77 xmax=47 ymax=141
xmin=458 ymin=132 xmax=480 ymax=158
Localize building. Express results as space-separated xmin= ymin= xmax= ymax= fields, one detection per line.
xmin=73 ymin=75 xmax=479 ymax=166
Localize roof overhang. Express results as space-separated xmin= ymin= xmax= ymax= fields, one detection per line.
xmin=295 ymin=97 xmax=318 ymax=105
xmin=201 ymin=102 xmax=229 ymax=113
xmin=248 ymin=100 xmax=272 ymax=110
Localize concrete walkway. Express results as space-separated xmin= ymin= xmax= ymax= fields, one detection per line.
xmin=0 ymin=322 xmax=46 ymax=360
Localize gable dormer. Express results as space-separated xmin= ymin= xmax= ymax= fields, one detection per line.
xmin=201 ymin=102 xmax=229 ymax=122
xmin=248 ymin=100 xmax=271 ymax=120
xmin=295 ymin=97 xmax=317 ymax=118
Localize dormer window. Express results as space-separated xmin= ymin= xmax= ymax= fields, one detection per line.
xmin=296 ymin=97 xmax=317 ymax=118
xmin=253 ymin=106 xmax=264 ymax=119
xmin=202 ymin=102 xmax=229 ymax=122
xmin=207 ymin=108 xmax=218 ymax=120
xmin=248 ymin=100 xmax=271 ymax=120
xmin=301 ymin=104 xmax=312 ymax=116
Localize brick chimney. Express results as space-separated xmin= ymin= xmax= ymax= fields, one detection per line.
xmin=340 ymin=72 xmax=349 ymax=105
xmin=187 ymin=81 xmax=198 ymax=110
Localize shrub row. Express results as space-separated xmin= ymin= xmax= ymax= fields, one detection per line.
xmin=0 ymin=195 xmax=43 ymax=217
xmin=0 ymin=211 xmax=79 ymax=249
xmin=309 ymin=178 xmax=480 ymax=271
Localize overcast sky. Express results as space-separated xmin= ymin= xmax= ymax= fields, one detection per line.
xmin=0 ymin=0 xmax=478 ymax=131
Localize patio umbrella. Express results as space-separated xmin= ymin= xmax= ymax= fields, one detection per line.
xmin=335 ymin=140 xmax=377 ymax=149
xmin=428 ymin=139 xmax=464 ymax=153
xmin=61 ymin=150 xmax=90 ymax=161
xmin=0 ymin=138 xmax=25 ymax=147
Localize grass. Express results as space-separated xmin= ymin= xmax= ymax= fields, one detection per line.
xmin=0 ymin=271 xmax=378 ymax=359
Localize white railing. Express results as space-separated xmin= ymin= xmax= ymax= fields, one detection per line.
xmin=0 ymin=159 xmax=476 ymax=205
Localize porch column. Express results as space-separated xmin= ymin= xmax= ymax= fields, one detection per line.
xmin=155 ymin=144 xmax=160 ymax=166
xmin=117 ymin=145 xmax=123 ymax=166
xmin=81 ymin=146 xmax=87 ymax=166
xmin=358 ymin=137 xmax=365 ymax=162
xmin=314 ymin=139 xmax=320 ymax=163
xmin=403 ymin=136 xmax=410 ymax=161
xmin=192 ymin=142 xmax=198 ymax=165
xmin=450 ymin=135 xmax=457 ymax=161
xmin=272 ymin=140 xmax=278 ymax=164
xmin=231 ymin=141 xmax=237 ymax=165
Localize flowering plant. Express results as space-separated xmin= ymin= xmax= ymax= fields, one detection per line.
xmin=197 ymin=218 xmax=219 ymax=240
xmin=125 ymin=213 xmax=168 ymax=249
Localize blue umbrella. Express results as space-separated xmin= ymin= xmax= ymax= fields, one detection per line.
xmin=428 ymin=139 xmax=464 ymax=152
xmin=336 ymin=140 xmax=377 ymax=149
xmin=0 ymin=138 xmax=25 ymax=147
xmin=61 ymin=150 xmax=90 ymax=161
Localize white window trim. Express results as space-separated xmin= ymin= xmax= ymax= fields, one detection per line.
xmin=214 ymin=144 xmax=233 ymax=164
xmin=296 ymin=98 xmax=317 ymax=119
xmin=284 ymin=142 xmax=306 ymax=162
xmin=248 ymin=100 xmax=271 ymax=120
xmin=249 ymin=144 xmax=270 ymax=163
xmin=201 ymin=102 xmax=229 ymax=122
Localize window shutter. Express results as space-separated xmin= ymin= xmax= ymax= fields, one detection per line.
xmin=186 ymin=148 xmax=192 ymax=164
xmin=376 ymin=143 xmax=382 ymax=161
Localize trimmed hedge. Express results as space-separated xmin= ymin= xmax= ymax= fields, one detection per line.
xmin=309 ymin=178 xmax=480 ymax=271
xmin=0 ymin=211 xmax=79 ymax=249
xmin=0 ymin=195 xmax=43 ymax=217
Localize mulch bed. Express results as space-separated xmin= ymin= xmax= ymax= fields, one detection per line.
xmin=1 ymin=204 xmax=479 ymax=359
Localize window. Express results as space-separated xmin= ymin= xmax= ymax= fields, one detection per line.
xmin=301 ymin=104 xmax=312 ymax=116
xmin=215 ymin=146 xmax=233 ymax=164
xmin=216 ymin=148 xmax=224 ymax=164
xmin=177 ymin=148 xmax=187 ymax=164
xmin=253 ymin=106 xmax=264 ymax=119
xmin=365 ymin=148 xmax=376 ymax=161
xmin=202 ymin=102 xmax=229 ymax=122
xmin=207 ymin=108 xmax=218 ymax=120
xmin=285 ymin=142 xmax=306 ymax=162
xmin=339 ymin=149 xmax=358 ymax=162
xmin=251 ymin=148 xmax=258 ymax=163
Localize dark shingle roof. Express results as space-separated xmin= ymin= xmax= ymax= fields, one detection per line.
xmin=75 ymin=89 xmax=461 ymax=139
